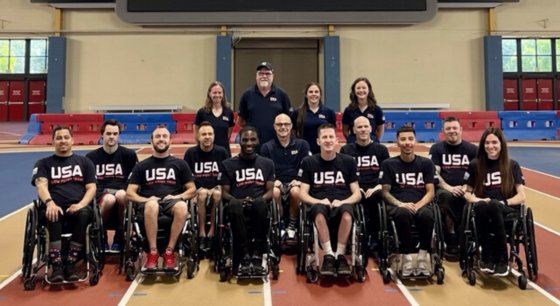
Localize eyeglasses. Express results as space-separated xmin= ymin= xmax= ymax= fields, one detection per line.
xmin=275 ymin=122 xmax=291 ymax=127
xmin=257 ymin=71 xmax=273 ymax=77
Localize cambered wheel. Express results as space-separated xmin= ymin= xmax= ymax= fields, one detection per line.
xmin=525 ymin=208 xmax=538 ymax=280
xmin=24 ymin=277 xmax=36 ymax=291
xmin=22 ymin=209 xmax=37 ymax=281
xmin=382 ymin=269 xmax=391 ymax=284
xmin=306 ymin=269 xmax=318 ymax=283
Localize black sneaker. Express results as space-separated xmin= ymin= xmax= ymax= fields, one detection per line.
xmin=238 ymin=255 xmax=252 ymax=276
xmin=494 ymin=262 xmax=510 ymax=277
xmin=336 ymin=255 xmax=352 ymax=276
xmin=251 ymin=255 xmax=266 ymax=276
xmin=479 ymin=260 xmax=495 ymax=274
xmin=320 ymin=254 xmax=336 ymax=276
xmin=64 ymin=262 xmax=80 ymax=282
xmin=50 ymin=264 xmax=64 ymax=283
xmin=199 ymin=237 xmax=209 ymax=253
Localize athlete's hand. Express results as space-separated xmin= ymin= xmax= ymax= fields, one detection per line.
xmin=364 ymin=185 xmax=382 ymax=198
xmin=46 ymin=202 xmax=63 ymax=222
xmin=66 ymin=203 xmax=83 ymax=215
xmin=332 ymin=199 xmax=345 ymax=208
xmin=398 ymin=202 xmax=417 ymax=214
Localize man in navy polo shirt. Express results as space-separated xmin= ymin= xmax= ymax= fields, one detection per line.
xmin=237 ymin=61 xmax=292 ymax=151
xmin=261 ymin=113 xmax=310 ymax=242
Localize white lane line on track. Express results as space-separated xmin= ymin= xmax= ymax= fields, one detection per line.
xmin=118 ymin=274 xmax=144 ymax=306
xmin=0 ymin=203 xmax=32 ymax=222
xmin=510 ymin=269 xmax=560 ymax=305
xmin=0 ymin=269 xmax=22 ymax=291
xmin=390 ymin=268 xmax=419 ymax=306
xmin=523 ymin=167 xmax=560 ymax=180
xmin=535 ymin=221 xmax=560 ymax=237
xmin=263 ymin=277 xmax=272 ymax=306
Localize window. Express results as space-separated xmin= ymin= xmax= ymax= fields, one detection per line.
xmin=502 ymin=39 xmax=517 ymax=72
xmin=520 ymin=39 xmax=552 ymax=72
xmin=0 ymin=39 xmax=48 ymax=74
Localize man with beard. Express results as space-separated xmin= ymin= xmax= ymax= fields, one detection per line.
xmin=380 ymin=126 xmax=436 ymax=277
xmin=127 ymin=126 xmax=196 ymax=272
xmin=32 ymin=126 xmax=96 ymax=282
xmin=299 ymin=123 xmax=361 ymax=277
xmin=220 ymin=126 xmax=275 ymax=276
xmin=237 ymin=61 xmax=291 ymax=151
xmin=429 ymin=117 xmax=477 ymax=257
xmin=261 ymin=113 xmax=310 ymax=242
xmin=340 ymin=116 xmax=389 ymax=254
xmin=183 ymin=121 xmax=229 ymax=253
xmin=86 ymin=119 xmax=138 ymax=251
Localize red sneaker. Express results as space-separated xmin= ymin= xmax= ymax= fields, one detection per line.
xmin=143 ymin=250 xmax=159 ymax=272
xmin=163 ymin=249 xmax=178 ymax=271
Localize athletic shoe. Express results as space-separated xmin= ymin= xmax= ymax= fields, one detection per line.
xmin=142 ymin=250 xmax=159 ymax=272
xmin=416 ymin=254 xmax=431 ymax=276
xmin=494 ymin=262 xmax=510 ymax=277
xmin=479 ymin=260 xmax=495 ymax=274
xmin=286 ymin=225 xmax=297 ymax=240
xmin=111 ymin=243 xmax=121 ymax=252
xmin=199 ymin=237 xmax=209 ymax=253
xmin=336 ymin=255 xmax=352 ymax=276
xmin=401 ymin=255 xmax=414 ymax=277
xmin=251 ymin=255 xmax=266 ymax=276
xmin=64 ymin=262 xmax=80 ymax=282
xmin=163 ymin=249 xmax=178 ymax=271
xmin=320 ymin=254 xmax=336 ymax=276
xmin=238 ymin=255 xmax=252 ymax=276
xmin=50 ymin=264 xmax=64 ymax=283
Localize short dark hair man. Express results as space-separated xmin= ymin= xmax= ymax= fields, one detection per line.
xmin=299 ymin=123 xmax=362 ymax=276
xmin=379 ymin=126 xmax=436 ymax=277
xmin=32 ymin=126 xmax=97 ymax=282
xmin=86 ymin=119 xmax=138 ymax=251
xmin=220 ymin=126 xmax=275 ymax=276
xmin=429 ymin=117 xmax=477 ymax=257
xmin=183 ymin=121 xmax=229 ymax=253
xmin=126 ymin=126 xmax=196 ymax=272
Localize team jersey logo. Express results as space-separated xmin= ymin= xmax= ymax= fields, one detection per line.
xmin=318 ymin=114 xmax=326 ymax=119
xmin=51 ymin=165 xmax=83 ymax=179
xmin=356 ymin=155 xmax=380 ymax=168
xmin=194 ymin=162 xmax=219 ymax=174
xmin=236 ymin=168 xmax=264 ymax=182
xmin=146 ymin=168 xmax=176 ymax=181
xmin=483 ymin=171 xmax=501 ymax=187
xmin=395 ymin=172 xmax=425 ymax=186
xmin=314 ymin=171 xmax=345 ymax=184
xmin=442 ymin=154 xmax=470 ymax=167
xmin=96 ymin=163 xmax=123 ymax=177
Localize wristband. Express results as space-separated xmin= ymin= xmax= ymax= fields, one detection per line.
xmin=44 ymin=198 xmax=53 ymax=205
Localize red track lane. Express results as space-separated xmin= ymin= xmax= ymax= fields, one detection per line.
xmin=533 ymin=226 xmax=560 ymax=300
xmin=0 ymin=260 xmax=128 ymax=306
xmin=271 ymin=255 xmax=410 ymax=306
xmin=523 ymin=168 xmax=560 ymax=198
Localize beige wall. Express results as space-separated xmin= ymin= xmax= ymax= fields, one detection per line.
xmin=1 ymin=0 xmax=559 ymax=112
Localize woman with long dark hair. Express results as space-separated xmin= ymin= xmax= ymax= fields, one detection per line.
xmin=341 ymin=77 xmax=384 ymax=143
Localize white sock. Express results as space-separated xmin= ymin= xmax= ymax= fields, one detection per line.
xmin=418 ymin=249 xmax=428 ymax=259
xmin=321 ymin=241 xmax=334 ymax=256
xmin=335 ymin=243 xmax=346 ymax=257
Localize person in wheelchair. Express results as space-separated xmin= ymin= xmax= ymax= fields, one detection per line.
xmin=31 ymin=126 xmax=97 ymax=283
xmin=340 ymin=116 xmax=389 ymax=255
xmin=183 ymin=121 xmax=229 ymax=253
xmin=219 ymin=126 xmax=275 ymax=276
xmin=429 ymin=117 xmax=477 ymax=258
xmin=126 ymin=126 xmax=196 ymax=272
xmin=86 ymin=119 xmax=138 ymax=251
xmin=299 ymin=123 xmax=362 ymax=276
xmin=379 ymin=126 xmax=436 ymax=277
xmin=261 ymin=113 xmax=310 ymax=242
xmin=463 ymin=127 xmax=526 ymax=277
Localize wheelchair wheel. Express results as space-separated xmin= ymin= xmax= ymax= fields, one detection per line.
xmin=92 ymin=202 xmax=105 ymax=271
xmin=22 ymin=207 xmax=37 ymax=285
xmin=123 ymin=203 xmax=139 ymax=281
xmin=524 ymin=207 xmax=539 ymax=280
xmin=467 ymin=270 xmax=476 ymax=286
xmin=436 ymin=268 xmax=444 ymax=285
xmin=306 ymin=268 xmax=318 ymax=283
xmin=518 ymin=274 xmax=528 ymax=290
xmin=186 ymin=259 xmax=197 ymax=279
xmin=356 ymin=266 xmax=366 ymax=283
xmin=296 ymin=205 xmax=307 ymax=274
xmin=382 ymin=269 xmax=391 ymax=284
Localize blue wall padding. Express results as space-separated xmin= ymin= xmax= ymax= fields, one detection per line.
xmin=499 ymin=111 xmax=557 ymax=141
xmin=384 ymin=111 xmax=441 ymax=142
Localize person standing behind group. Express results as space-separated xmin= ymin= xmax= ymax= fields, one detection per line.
xmin=464 ymin=127 xmax=526 ymax=276
xmin=342 ymin=77 xmax=385 ymax=144
xmin=291 ymin=82 xmax=336 ymax=154
xmin=237 ymin=61 xmax=292 ymax=151
xmin=195 ymin=81 xmax=235 ymax=156
xmin=429 ymin=117 xmax=477 ymax=258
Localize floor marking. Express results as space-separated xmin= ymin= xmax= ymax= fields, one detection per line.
xmin=523 ymin=167 xmax=560 ymax=180
xmin=0 ymin=270 xmax=22 ymax=291
xmin=0 ymin=203 xmax=32 ymax=222
xmin=510 ymin=269 xmax=560 ymax=305
xmin=118 ymin=274 xmax=144 ymax=306
xmin=263 ymin=276 xmax=272 ymax=306
xmin=535 ymin=221 xmax=560 ymax=237
xmin=527 ymin=187 xmax=560 ymax=201
xmin=390 ymin=269 xmax=419 ymax=306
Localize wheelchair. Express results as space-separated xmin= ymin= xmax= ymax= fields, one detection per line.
xmin=296 ymin=203 xmax=368 ymax=283
xmin=122 ymin=200 xmax=199 ymax=280
xmin=459 ymin=203 xmax=538 ymax=289
xmin=377 ymin=201 xmax=445 ymax=285
xmin=21 ymin=199 xmax=104 ymax=290
xmin=214 ymin=199 xmax=282 ymax=282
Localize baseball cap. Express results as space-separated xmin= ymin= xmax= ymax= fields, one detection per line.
xmin=256 ymin=61 xmax=273 ymax=71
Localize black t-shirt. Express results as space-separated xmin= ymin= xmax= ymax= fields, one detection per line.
xmin=31 ymin=154 xmax=97 ymax=207
xmin=128 ymin=155 xmax=194 ymax=198
xmin=465 ymin=159 xmax=525 ymax=201
xmin=341 ymin=105 xmax=385 ymax=143
xmin=340 ymin=141 xmax=390 ymax=189
xmin=219 ymin=155 xmax=275 ymax=199
xmin=86 ymin=145 xmax=138 ymax=197
xmin=194 ymin=107 xmax=235 ymax=156
xmin=429 ymin=141 xmax=477 ymax=187
xmin=260 ymin=137 xmax=310 ymax=183
xmin=183 ymin=145 xmax=229 ymax=189
xmin=379 ymin=155 xmax=436 ymax=203
xmin=299 ymin=153 xmax=359 ymax=202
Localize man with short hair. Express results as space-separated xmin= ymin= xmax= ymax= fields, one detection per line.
xmin=32 ymin=126 xmax=96 ymax=282
xmin=261 ymin=113 xmax=310 ymax=241
xmin=86 ymin=119 xmax=138 ymax=251
xmin=126 ymin=126 xmax=196 ymax=272
xmin=220 ymin=126 xmax=275 ymax=276
xmin=237 ymin=61 xmax=292 ymax=151
xmin=340 ymin=116 xmax=390 ymax=252
xmin=183 ymin=121 xmax=229 ymax=253
xmin=380 ymin=126 xmax=436 ymax=277
xmin=429 ymin=117 xmax=477 ymax=257
xmin=299 ymin=123 xmax=362 ymax=276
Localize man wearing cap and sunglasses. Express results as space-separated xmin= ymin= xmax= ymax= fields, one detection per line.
xmin=237 ymin=61 xmax=292 ymax=152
